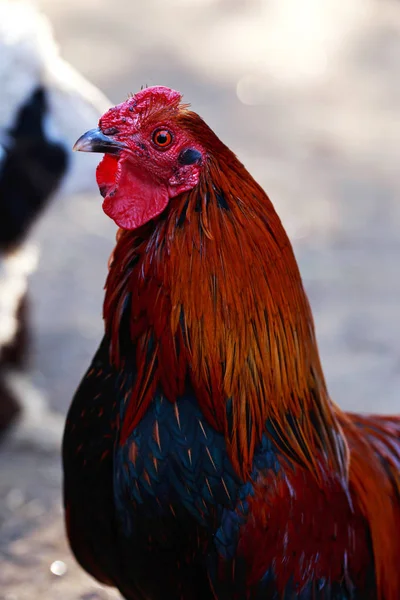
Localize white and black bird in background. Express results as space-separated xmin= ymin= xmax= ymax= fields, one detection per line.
xmin=0 ymin=0 xmax=110 ymax=440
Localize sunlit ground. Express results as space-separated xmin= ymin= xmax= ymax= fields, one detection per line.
xmin=1 ymin=0 xmax=400 ymax=597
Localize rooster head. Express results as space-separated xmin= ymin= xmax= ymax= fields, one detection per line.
xmin=74 ymin=86 xmax=207 ymax=230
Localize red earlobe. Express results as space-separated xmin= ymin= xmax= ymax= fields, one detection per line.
xmin=167 ymin=166 xmax=201 ymax=198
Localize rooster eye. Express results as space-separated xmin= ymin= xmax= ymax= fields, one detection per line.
xmin=152 ymin=129 xmax=173 ymax=148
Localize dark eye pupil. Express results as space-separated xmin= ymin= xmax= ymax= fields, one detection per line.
xmin=157 ymin=133 xmax=168 ymax=144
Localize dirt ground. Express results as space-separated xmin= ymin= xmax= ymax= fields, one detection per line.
xmin=1 ymin=0 xmax=400 ymax=598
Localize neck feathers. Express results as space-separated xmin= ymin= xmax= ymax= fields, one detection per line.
xmin=104 ymin=151 xmax=348 ymax=483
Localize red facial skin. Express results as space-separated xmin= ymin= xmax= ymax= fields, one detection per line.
xmin=95 ymin=86 xmax=205 ymax=230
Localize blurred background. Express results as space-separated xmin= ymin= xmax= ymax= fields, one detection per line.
xmin=1 ymin=0 xmax=400 ymax=598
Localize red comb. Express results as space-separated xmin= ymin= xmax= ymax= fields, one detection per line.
xmin=99 ymin=86 xmax=183 ymax=130
xmin=132 ymin=86 xmax=182 ymax=109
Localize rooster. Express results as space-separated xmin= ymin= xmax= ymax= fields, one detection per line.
xmin=63 ymin=86 xmax=400 ymax=600
xmin=0 ymin=0 xmax=109 ymax=437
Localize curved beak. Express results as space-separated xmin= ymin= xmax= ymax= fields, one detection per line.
xmin=73 ymin=127 xmax=127 ymax=154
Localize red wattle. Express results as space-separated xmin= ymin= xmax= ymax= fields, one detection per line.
xmin=96 ymin=154 xmax=119 ymax=198
xmin=97 ymin=153 xmax=170 ymax=230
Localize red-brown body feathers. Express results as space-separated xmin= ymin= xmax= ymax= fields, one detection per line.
xmin=64 ymin=87 xmax=400 ymax=600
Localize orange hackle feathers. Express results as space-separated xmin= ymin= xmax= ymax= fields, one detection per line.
xmin=103 ymin=100 xmax=350 ymax=494
xmin=104 ymin=111 xmax=348 ymax=488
